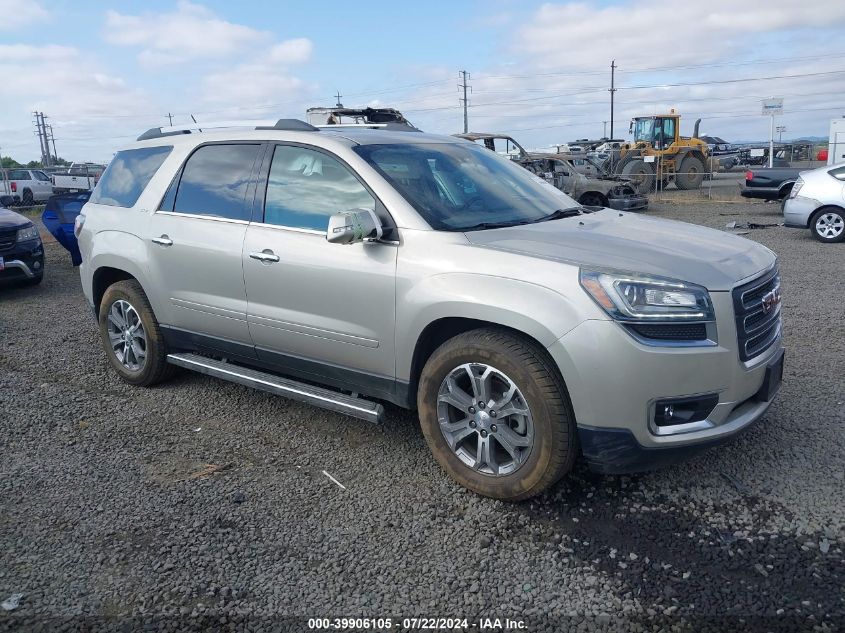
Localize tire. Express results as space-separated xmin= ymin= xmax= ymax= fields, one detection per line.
xmin=620 ymin=159 xmax=655 ymax=191
xmin=22 ymin=189 xmax=34 ymax=206
xmin=810 ymin=207 xmax=845 ymax=243
xmin=675 ymin=155 xmax=705 ymax=190
xmin=578 ymin=192 xmax=607 ymax=208
xmin=98 ymin=279 xmax=174 ymax=386
xmin=417 ymin=328 xmax=577 ymax=501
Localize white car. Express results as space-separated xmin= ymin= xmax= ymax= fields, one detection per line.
xmin=783 ymin=163 xmax=845 ymax=243
xmin=0 ymin=168 xmax=54 ymax=205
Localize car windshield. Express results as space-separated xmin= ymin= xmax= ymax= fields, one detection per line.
xmin=353 ymin=142 xmax=580 ymax=231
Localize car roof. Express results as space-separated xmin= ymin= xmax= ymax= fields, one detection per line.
xmin=126 ymin=127 xmax=463 ymax=153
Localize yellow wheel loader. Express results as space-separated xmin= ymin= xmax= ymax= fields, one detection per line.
xmin=607 ymin=111 xmax=711 ymax=191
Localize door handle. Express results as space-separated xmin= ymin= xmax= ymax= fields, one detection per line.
xmin=151 ymin=236 xmax=173 ymax=246
xmin=249 ymin=250 xmax=280 ymax=263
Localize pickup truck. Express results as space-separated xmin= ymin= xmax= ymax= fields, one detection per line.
xmin=741 ymin=167 xmax=803 ymax=201
xmin=51 ymin=163 xmax=105 ymax=194
xmin=1 ymin=168 xmax=54 ymax=205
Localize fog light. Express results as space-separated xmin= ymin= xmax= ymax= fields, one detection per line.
xmin=654 ymin=394 xmax=718 ymax=427
xmin=33 ymin=261 xmax=41 ymax=269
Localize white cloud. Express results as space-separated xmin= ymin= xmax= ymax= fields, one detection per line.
xmin=0 ymin=0 xmax=49 ymax=31
xmin=104 ymin=1 xmax=271 ymax=66
xmin=514 ymin=0 xmax=845 ymax=68
xmin=269 ymin=38 xmax=313 ymax=65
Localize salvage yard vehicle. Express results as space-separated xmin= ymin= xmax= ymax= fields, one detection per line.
xmin=455 ymin=133 xmax=647 ymax=211
xmin=783 ymin=163 xmax=845 ymax=243
xmin=42 ymin=191 xmax=89 ymax=265
xmin=0 ymin=204 xmax=44 ymax=285
xmin=77 ymin=119 xmax=784 ymax=500
xmin=306 ymin=106 xmax=419 ymax=130
xmin=1 ymin=168 xmax=54 ymax=205
xmin=51 ymin=163 xmax=105 ymax=194
xmin=741 ymin=167 xmax=803 ymax=201
xmin=606 ymin=111 xmax=710 ymax=190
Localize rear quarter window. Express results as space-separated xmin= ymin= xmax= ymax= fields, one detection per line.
xmin=89 ymin=146 xmax=172 ymax=208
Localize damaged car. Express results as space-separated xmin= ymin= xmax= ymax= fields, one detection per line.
xmin=454 ymin=132 xmax=648 ymax=211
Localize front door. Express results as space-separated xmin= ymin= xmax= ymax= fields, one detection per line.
xmin=145 ymin=142 xmax=262 ymax=351
xmin=243 ymin=143 xmax=397 ymax=398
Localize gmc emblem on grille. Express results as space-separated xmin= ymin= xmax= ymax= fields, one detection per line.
xmin=761 ymin=287 xmax=781 ymax=314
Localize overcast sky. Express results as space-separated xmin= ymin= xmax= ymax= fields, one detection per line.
xmin=1 ymin=0 xmax=844 ymax=163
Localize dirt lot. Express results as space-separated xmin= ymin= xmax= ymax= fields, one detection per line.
xmin=1 ymin=200 xmax=843 ymax=632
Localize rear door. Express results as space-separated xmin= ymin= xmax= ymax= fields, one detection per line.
xmin=146 ymin=142 xmax=263 ymax=354
xmin=242 ymin=143 xmax=398 ymax=397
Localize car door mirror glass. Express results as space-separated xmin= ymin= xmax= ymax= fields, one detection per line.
xmin=326 ymin=208 xmax=383 ymax=244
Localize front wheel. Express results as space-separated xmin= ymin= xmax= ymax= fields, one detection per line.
xmin=417 ymin=328 xmax=577 ymax=501
xmin=811 ymin=207 xmax=845 ymax=243
xmin=98 ymin=279 xmax=174 ymax=386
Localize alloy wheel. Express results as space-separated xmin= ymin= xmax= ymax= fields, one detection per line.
xmin=106 ymin=299 xmax=147 ymax=371
xmin=436 ymin=363 xmax=534 ymax=476
xmin=815 ymin=213 xmax=844 ymax=239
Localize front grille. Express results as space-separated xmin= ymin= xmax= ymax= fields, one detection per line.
xmin=733 ymin=267 xmax=781 ymax=361
xmin=628 ymin=323 xmax=708 ymax=341
xmin=0 ymin=229 xmax=16 ymax=251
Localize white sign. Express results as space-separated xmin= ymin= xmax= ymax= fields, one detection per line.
xmin=762 ymin=98 xmax=784 ymax=116
xmin=750 ymin=148 xmax=765 ymax=157
xmin=643 ymin=155 xmax=656 ymax=163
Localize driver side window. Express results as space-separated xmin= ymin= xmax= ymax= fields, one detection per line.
xmin=263 ymin=145 xmax=375 ymax=231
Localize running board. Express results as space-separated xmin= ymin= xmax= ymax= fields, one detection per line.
xmin=166 ymin=353 xmax=384 ymax=424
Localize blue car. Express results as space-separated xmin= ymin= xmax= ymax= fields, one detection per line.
xmin=41 ymin=191 xmax=89 ymax=266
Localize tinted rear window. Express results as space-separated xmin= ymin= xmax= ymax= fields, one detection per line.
xmin=90 ymin=146 xmax=172 ymax=208
xmin=171 ymin=144 xmax=260 ymax=221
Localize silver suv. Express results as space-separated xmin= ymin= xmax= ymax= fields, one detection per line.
xmin=77 ymin=119 xmax=784 ymax=500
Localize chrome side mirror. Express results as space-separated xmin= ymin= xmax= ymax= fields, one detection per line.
xmin=326 ymin=208 xmax=383 ymax=244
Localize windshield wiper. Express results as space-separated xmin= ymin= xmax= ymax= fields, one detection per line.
xmin=532 ymin=207 xmax=583 ymax=223
xmin=450 ymin=219 xmax=531 ymax=232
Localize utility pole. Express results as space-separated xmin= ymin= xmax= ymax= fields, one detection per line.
xmin=776 ymin=125 xmax=786 ymax=142
xmin=48 ymin=125 xmax=58 ymax=162
xmin=334 ymin=91 xmax=343 ymax=108
xmin=459 ymin=70 xmax=471 ymax=134
xmin=167 ymin=112 xmax=173 ymax=126
xmin=603 ymin=121 xmax=607 ymax=138
xmin=609 ymin=60 xmax=617 ymax=139
xmin=33 ymin=112 xmax=51 ymax=166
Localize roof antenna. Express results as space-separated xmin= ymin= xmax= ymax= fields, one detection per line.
xmin=190 ymin=114 xmax=202 ymax=132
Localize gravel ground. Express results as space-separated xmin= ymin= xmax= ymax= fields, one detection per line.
xmin=1 ymin=201 xmax=843 ymax=632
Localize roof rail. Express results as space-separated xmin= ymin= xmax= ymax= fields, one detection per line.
xmin=137 ymin=118 xmax=318 ymax=141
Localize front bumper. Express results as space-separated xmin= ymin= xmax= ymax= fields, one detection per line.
xmin=607 ymin=194 xmax=648 ymax=212
xmin=782 ymin=195 xmax=819 ymax=229
xmin=546 ymin=291 xmax=783 ymax=473
xmin=0 ymin=239 xmax=44 ymax=281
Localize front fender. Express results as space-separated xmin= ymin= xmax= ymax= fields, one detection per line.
xmin=396 ymin=272 xmax=588 ymax=381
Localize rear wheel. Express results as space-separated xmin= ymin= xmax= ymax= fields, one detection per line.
xmin=676 ymin=155 xmax=705 ymax=190
xmin=417 ymin=328 xmax=577 ymax=501
xmin=810 ymin=207 xmax=845 ymax=243
xmin=98 ymin=279 xmax=174 ymax=386
xmin=22 ymin=189 xmax=34 ymax=206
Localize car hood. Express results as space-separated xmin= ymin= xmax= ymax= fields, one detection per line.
xmin=465 ymin=209 xmax=776 ymax=291
xmin=0 ymin=207 xmax=31 ymax=230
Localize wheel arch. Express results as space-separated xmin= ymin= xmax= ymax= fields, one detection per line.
xmin=92 ymin=266 xmax=138 ymax=318
xmin=578 ymin=191 xmax=609 ymax=207
xmin=809 ymin=204 xmax=845 ymax=229
xmin=777 ymin=181 xmax=795 ymax=199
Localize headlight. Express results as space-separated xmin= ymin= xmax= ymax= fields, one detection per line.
xmin=580 ymin=269 xmax=714 ymax=321
xmin=16 ymin=225 xmax=39 ymax=243
xmin=788 ymin=178 xmax=803 ymax=199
